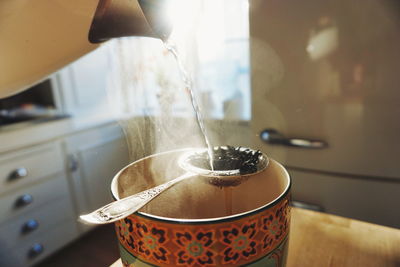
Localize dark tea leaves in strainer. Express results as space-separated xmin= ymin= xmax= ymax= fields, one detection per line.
xmin=188 ymin=146 xmax=263 ymax=175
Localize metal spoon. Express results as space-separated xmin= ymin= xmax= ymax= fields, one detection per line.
xmin=79 ymin=147 xmax=268 ymax=225
xmin=79 ymin=172 xmax=196 ymax=225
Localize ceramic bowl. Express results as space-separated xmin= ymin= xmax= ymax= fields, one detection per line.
xmin=111 ymin=149 xmax=291 ymax=267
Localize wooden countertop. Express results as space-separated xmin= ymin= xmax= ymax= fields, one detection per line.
xmin=111 ymin=207 xmax=400 ymax=267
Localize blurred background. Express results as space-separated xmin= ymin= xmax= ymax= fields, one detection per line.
xmin=0 ymin=0 xmax=399 ymax=266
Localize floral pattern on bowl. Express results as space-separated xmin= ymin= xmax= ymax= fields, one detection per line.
xmin=115 ymin=194 xmax=290 ymax=267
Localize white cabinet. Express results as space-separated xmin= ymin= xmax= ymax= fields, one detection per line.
xmin=64 ymin=122 xmax=129 ymax=232
xmin=0 ymin=121 xmax=130 ymax=266
xmin=0 ymin=40 xmax=130 ymax=265
xmin=0 ymin=142 xmax=79 ymax=267
xmin=0 ymin=142 xmax=64 ymax=196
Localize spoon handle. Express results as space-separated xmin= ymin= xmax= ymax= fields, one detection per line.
xmin=79 ymin=172 xmax=195 ymax=224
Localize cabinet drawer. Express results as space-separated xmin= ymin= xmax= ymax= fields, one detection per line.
xmin=0 ymin=219 xmax=78 ymax=267
xmin=0 ymin=194 xmax=76 ymax=250
xmin=289 ymin=168 xmax=400 ymax=228
xmin=0 ymin=174 xmax=70 ymax=225
xmin=0 ymin=142 xmax=64 ymax=195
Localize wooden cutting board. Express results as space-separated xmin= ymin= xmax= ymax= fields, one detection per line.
xmin=111 ymin=207 xmax=400 ymax=267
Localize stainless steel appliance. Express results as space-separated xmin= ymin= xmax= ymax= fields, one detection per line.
xmin=250 ymin=0 xmax=400 ymax=228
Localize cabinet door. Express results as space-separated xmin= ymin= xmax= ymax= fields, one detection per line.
xmin=64 ymin=123 xmax=129 ymax=231
xmin=56 ymin=44 xmax=113 ymax=115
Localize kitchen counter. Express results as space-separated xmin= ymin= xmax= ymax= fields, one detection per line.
xmin=0 ymin=114 xmax=250 ymax=155
xmin=0 ymin=112 xmax=119 ymax=154
xmin=110 ymin=207 xmax=400 ymax=267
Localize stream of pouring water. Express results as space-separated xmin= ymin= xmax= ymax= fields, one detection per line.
xmin=164 ymin=41 xmax=237 ymax=216
xmin=164 ymin=41 xmax=214 ymax=170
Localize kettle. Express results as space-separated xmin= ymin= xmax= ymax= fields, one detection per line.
xmin=0 ymin=0 xmax=172 ymax=99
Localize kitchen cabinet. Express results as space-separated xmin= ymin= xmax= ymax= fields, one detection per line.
xmin=64 ymin=122 xmax=130 ymax=233
xmin=0 ymin=34 xmax=129 ymax=265
xmin=0 ymin=142 xmax=64 ymax=196
xmin=0 ymin=141 xmax=79 ymax=267
xmin=0 ymin=120 xmax=130 ymax=266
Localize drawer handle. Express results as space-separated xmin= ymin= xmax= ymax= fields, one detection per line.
xmin=22 ymin=219 xmax=39 ymax=234
xmin=28 ymin=243 xmax=44 ymax=259
xmin=68 ymin=154 xmax=79 ymax=172
xmin=8 ymin=167 xmax=28 ymax=181
xmin=15 ymin=194 xmax=33 ymax=208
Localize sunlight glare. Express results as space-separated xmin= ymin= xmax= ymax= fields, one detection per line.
xmin=166 ymin=0 xmax=199 ymax=37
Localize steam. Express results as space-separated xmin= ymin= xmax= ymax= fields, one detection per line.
xmin=103 ymin=0 xmax=255 ymax=217
xmin=107 ymin=38 xmax=206 ymax=162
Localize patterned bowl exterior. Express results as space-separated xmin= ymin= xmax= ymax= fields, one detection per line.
xmin=115 ymin=193 xmax=291 ymax=267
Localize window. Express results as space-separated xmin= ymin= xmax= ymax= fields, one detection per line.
xmin=195 ymin=0 xmax=251 ymax=120
xmin=107 ymin=0 xmax=251 ymax=121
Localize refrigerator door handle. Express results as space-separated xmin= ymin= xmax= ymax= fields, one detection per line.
xmin=260 ymin=129 xmax=328 ymax=149
xmin=291 ymin=201 xmax=324 ymax=212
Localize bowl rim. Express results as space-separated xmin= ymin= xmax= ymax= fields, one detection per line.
xmin=111 ymin=148 xmax=291 ymax=224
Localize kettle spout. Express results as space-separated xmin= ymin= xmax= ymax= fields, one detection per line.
xmin=88 ymin=0 xmax=172 ymax=43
